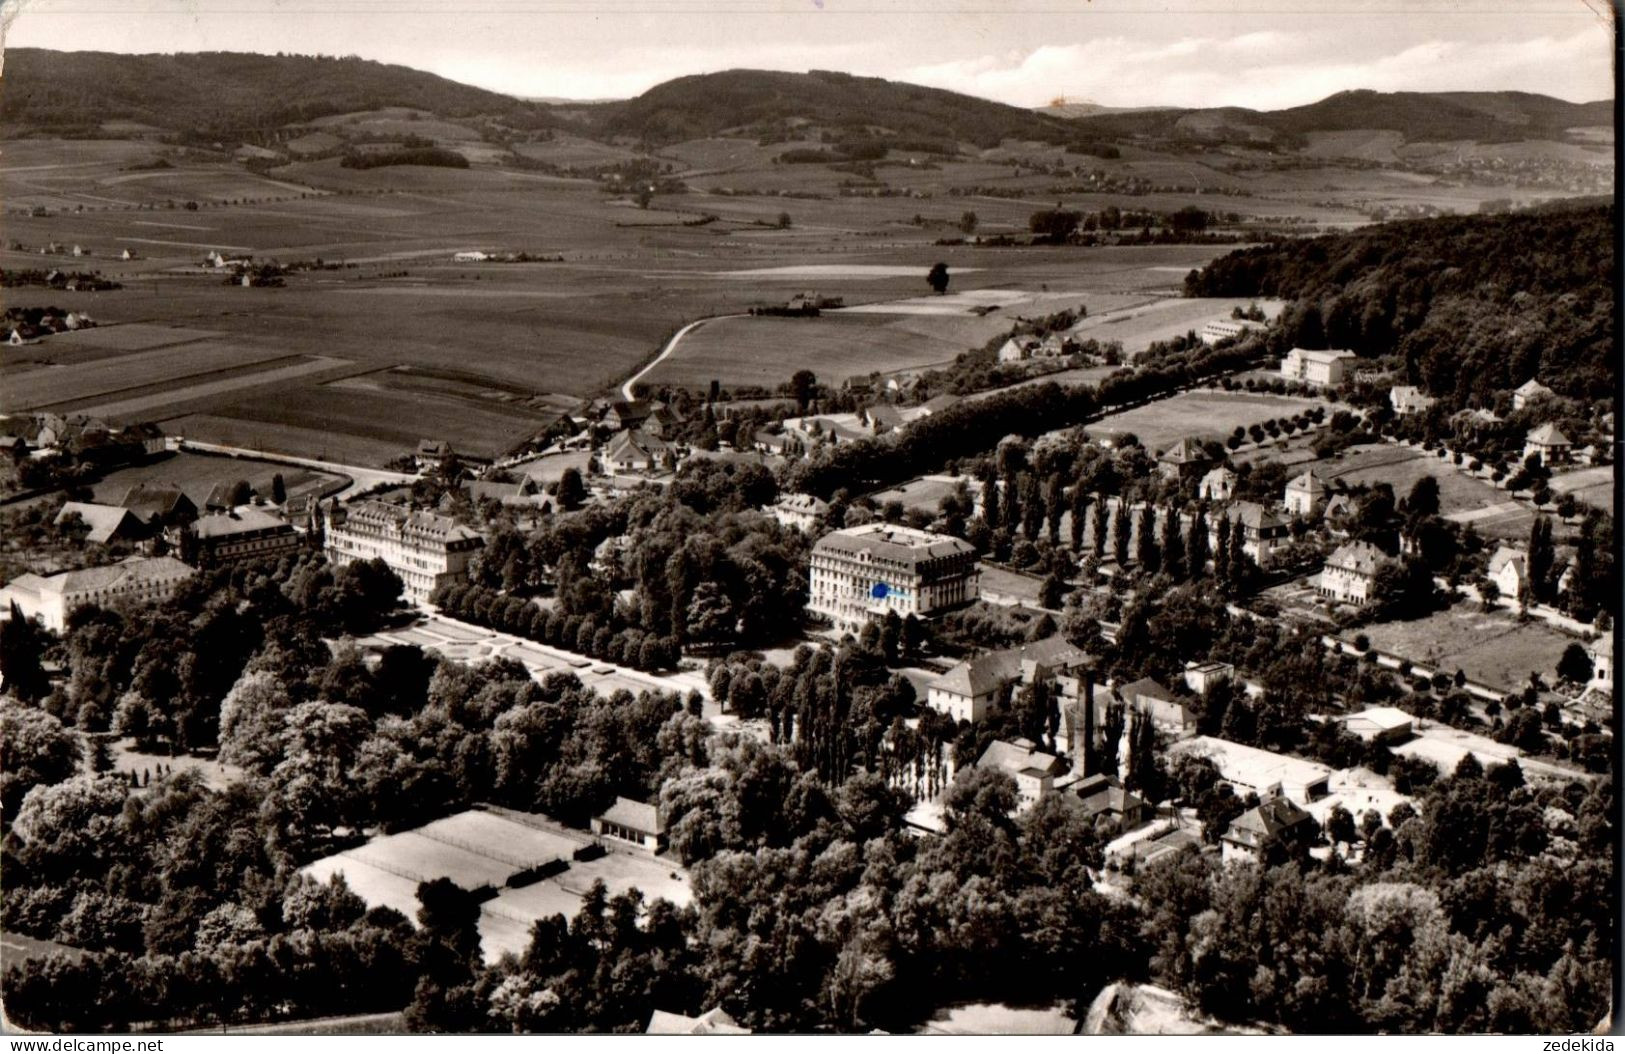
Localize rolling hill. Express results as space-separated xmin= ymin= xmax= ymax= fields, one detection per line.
xmin=594 ymin=68 xmax=1085 ymax=148
xmin=1067 ymin=89 xmax=1612 ymax=148
xmin=0 ymin=49 xmax=556 ymax=137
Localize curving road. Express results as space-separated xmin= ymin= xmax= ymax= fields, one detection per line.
xmin=620 ymin=314 xmax=742 ymax=401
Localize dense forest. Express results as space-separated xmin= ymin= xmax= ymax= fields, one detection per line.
xmin=1185 ymin=204 xmax=1616 ymax=403
xmin=598 ymin=68 xmax=1087 ymax=148
xmin=0 ymin=50 xmax=555 ymax=137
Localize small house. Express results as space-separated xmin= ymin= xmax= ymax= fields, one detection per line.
xmin=1523 ymin=423 xmax=1572 ymax=465
xmin=591 ymin=797 xmax=667 ymax=852
xmin=1512 ymin=379 xmax=1554 ymax=411
xmin=1221 ymin=797 xmax=1316 ymax=865
xmin=1340 ymin=706 xmax=1414 ymax=744
xmin=1198 ymin=466 xmax=1236 ymax=502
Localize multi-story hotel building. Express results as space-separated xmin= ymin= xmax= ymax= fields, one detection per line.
xmin=0 ymin=556 xmax=195 ymax=632
xmin=188 ymin=509 xmax=303 ymax=568
xmin=807 ymin=522 xmax=978 ymax=632
xmin=323 ymin=500 xmax=485 ymax=603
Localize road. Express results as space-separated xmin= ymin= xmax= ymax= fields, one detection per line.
xmin=620 ymin=314 xmax=742 ymax=401
xmin=178 ymin=439 xmax=417 ymax=499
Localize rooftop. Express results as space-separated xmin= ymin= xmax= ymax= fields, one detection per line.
xmin=813 ymin=522 xmax=975 ymax=566
xmin=26 ymin=556 xmax=194 ymax=597
xmin=598 ymin=796 xmax=663 ymax=835
xmin=1526 ymin=423 xmax=1571 ymax=446
xmin=55 ymin=501 xmax=141 ymax=545
xmin=1175 ymin=736 xmax=1332 ymax=793
xmin=930 ymin=635 xmax=1091 ymax=698
xmin=1326 ymin=540 xmax=1386 ymax=576
xmin=192 ymin=508 xmax=290 ymax=539
xmin=978 ymin=738 xmax=1067 ymax=780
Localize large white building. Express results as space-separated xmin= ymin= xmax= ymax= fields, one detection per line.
xmin=1200 ymin=318 xmax=1260 ymax=345
xmin=1172 ymin=736 xmax=1332 ymax=804
xmin=0 ymin=557 xmax=195 ymax=632
xmin=807 ymin=522 xmax=978 ymax=632
xmin=324 ymin=500 xmax=484 ymax=604
xmin=1280 ymin=348 xmax=1358 ymax=388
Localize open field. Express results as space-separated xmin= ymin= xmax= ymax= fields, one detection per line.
xmin=169 ymin=414 xmax=406 ymax=468
xmin=75 ymin=355 xmax=360 ymax=422
xmin=868 ymin=474 xmax=973 ymax=513
xmin=89 ymin=451 xmax=347 ymax=508
xmin=0 ymin=931 xmax=88 ymax=965
xmin=1550 ymin=465 xmax=1614 ymax=508
xmin=641 ymin=313 xmax=977 ymax=390
xmin=1357 ymin=601 xmax=1585 ymax=695
xmin=0 ymin=340 xmax=296 ymax=413
xmin=303 ymin=808 xmax=691 ymax=963
xmin=208 ymin=382 xmax=557 ymax=462
xmin=1066 ymin=296 xmax=1286 ymax=358
xmin=1083 ymin=389 xmax=1326 ymax=452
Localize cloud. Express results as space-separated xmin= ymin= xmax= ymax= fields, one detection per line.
xmin=893 ymin=27 xmax=1611 ymax=110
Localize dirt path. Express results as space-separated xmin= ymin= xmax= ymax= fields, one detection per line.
xmin=620 ymin=314 xmax=741 ymax=401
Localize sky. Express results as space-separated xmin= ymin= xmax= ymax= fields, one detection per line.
xmin=4 ymin=0 xmax=1616 ymax=110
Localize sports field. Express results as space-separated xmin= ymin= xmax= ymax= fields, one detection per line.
xmin=303 ymin=808 xmax=692 ymax=963
xmin=1083 ymin=390 xmax=1326 ymax=452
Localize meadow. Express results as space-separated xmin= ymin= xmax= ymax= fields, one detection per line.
xmin=1082 ymin=389 xmax=1327 ymax=452
xmin=1357 ymin=601 xmax=1582 ymax=695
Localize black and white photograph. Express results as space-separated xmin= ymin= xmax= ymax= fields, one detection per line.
xmin=0 ymin=0 xmax=1618 ymax=1038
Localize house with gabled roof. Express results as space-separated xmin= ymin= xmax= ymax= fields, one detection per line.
xmin=977 ymin=737 xmax=1072 ymax=812
xmin=1157 ymin=437 xmax=1211 ymax=482
xmin=1318 ymin=540 xmax=1388 ymax=606
xmin=604 ymin=429 xmax=671 ymax=474
xmin=1389 ymin=385 xmax=1436 ymax=417
xmin=1487 ymin=545 xmax=1528 ymax=601
xmin=1523 ymin=423 xmax=1571 ymax=465
xmin=54 ymin=501 xmax=146 ymax=546
xmin=1198 ymin=466 xmax=1236 ymax=502
xmin=591 ymin=796 xmax=667 ymax=852
xmin=606 ymin=400 xmax=651 ymax=432
xmin=1512 ymin=379 xmax=1554 ymax=411
xmin=1283 ymin=469 xmax=1345 ymax=518
xmin=1214 ymin=501 xmax=1288 ymax=567
xmin=119 ymin=482 xmax=198 ymax=528
xmin=1074 ymin=773 xmax=1153 ymax=831
xmin=647 ymin=1008 xmax=750 ymax=1035
xmin=1221 ymin=797 xmax=1316 ymax=865
xmin=926 ymin=635 xmax=1091 ymax=723
xmin=1116 ymin=676 xmax=1190 ymax=734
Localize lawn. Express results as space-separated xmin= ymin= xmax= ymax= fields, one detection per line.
xmin=1294 ymin=444 xmax=1538 ymax=543
xmin=1065 ymin=296 xmax=1286 ymax=360
xmin=867 ymin=474 xmax=973 ymax=512
xmin=639 ymin=312 xmax=985 ymax=390
xmin=1083 ymin=390 xmax=1326 ymax=452
xmin=90 ymin=451 xmax=347 ymax=508
xmin=1357 ymin=601 xmax=1584 ymax=695
xmin=110 ymin=737 xmax=245 ymax=793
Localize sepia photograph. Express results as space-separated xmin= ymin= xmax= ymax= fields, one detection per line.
xmin=0 ymin=0 xmax=1617 ymax=1039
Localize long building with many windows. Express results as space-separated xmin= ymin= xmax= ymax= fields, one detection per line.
xmin=323 ymin=500 xmax=484 ymax=603
xmin=807 ymin=522 xmax=978 ymax=632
